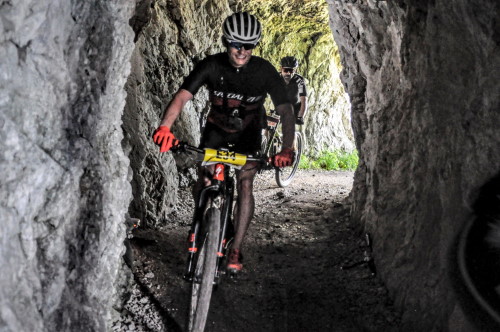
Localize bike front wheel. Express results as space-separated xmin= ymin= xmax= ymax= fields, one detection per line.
xmin=187 ymin=207 xmax=220 ymax=332
xmin=276 ymin=131 xmax=303 ymax=187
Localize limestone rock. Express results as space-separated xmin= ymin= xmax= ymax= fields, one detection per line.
xmin=327 ymin=0 xmax=500 ymax=329
xmin=123 ymin=0 xmax=232 ymax=227
xmin=0 ymin=0 xmax=134 ymax=330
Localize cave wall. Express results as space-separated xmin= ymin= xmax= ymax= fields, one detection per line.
xmin=327 ymin=0 xmax=500 ymax=329
xmin=123 ymin=0 xmax=233 ymax=227
xmin=0 ymin=1 xmax=134 ymax=330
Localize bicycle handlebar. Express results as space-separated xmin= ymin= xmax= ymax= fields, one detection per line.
xmin=171 ymin=141 xmax=272 ymax=168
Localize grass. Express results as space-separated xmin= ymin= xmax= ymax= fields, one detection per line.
xmin=299 ymin=150 xmax=358 ymax=171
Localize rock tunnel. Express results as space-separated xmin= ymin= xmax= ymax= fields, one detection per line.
xmin=1 ymin=0 xmax=499 ymax=331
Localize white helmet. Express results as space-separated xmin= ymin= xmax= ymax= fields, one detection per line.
xmin=223 ymin=12 xmax=262 ymax=44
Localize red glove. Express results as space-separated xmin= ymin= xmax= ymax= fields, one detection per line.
xmin=152 ymin=126 xmax=178 ymax=152
xmin=273 ymin=148 xmax=294 ymax=168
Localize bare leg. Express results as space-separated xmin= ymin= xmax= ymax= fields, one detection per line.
xmin=231 ymin=161 xmax=259 ymax=250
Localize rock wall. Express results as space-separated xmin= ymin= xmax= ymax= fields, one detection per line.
xmin=327 ymin=0 xmax=500 ymax=329
xmin=0 ymin=1 xmax=134 ymax=331
xmin=123 ymin=0 xmax=233 ymax=227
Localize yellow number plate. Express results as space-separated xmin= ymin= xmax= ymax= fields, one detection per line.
xmin=203 ymin=149 xmax=247 ymax=166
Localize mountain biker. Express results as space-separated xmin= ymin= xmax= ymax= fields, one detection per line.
xmin=280 ymin=56 xmax=308 ymax=125
xmin=152 ymin=12 xmax=295 ymax=274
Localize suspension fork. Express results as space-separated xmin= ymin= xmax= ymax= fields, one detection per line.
xmin=184 ymin=164 xmax=226 ymax=280
xmin=215 ymin=174 xmax=234 ymax=280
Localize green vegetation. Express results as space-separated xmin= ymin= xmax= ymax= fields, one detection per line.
xmin=299 ymin=150 xmax=358 ymax=171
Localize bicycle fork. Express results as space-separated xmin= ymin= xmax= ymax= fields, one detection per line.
xmin=214 ymin=176 xmax=234 ymax=284
xmin=183 ymin=164 xmax=233 ymax=283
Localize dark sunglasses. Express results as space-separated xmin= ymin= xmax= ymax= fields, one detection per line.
xmin=228 ymin=41 xmax=257 ymax=51
xmin=282 ymin=67 xmax=295 ymax=73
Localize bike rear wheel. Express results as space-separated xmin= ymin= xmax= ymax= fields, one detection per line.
xmin=276 ymin=131 xmax=303 ymax=187
xmin=187 ymin=207 xmax=220 ymax=332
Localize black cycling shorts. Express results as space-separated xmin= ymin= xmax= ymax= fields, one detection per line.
xmin=200 ymin=122 xmax=262 ymax=155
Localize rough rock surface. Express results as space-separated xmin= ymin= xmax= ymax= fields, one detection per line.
xmin=0 ymin=1 xmax=134 ymax=331
xmin=327 ymin=0 xmax=500 ymax=329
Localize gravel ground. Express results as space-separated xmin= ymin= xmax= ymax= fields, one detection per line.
xmin=114 ymin=169 xmax=401 ymax=331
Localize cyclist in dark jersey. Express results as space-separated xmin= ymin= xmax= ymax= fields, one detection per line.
xmin=280 ymin=56 xmax=308 ymax=125
xmin=153 ymin=12 xmax=295 ymax=274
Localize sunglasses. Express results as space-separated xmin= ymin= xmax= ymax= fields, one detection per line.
xmin=282 ymin=67 xmax=295 ymax=73
xmin=228 ymin=41 xmax=257 ymax=51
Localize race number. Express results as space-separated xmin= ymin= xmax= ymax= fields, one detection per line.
xmin=203 ymin=149 xmax=247 ymax=167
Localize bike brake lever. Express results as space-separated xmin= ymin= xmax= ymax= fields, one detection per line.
xmin=170 ymin=140 xmax=184 ymax=152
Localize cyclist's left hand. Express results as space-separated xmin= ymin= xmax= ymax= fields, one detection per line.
xmin=152 ymin=126 xmax=178 ymax=152
xmin=273 ymin=148 xmax=294 ymax=168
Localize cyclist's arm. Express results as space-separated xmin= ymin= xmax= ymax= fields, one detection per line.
xmin=275 ymin=102 xmax=295 ymax=149
xmin=297 ymin=76 xmax=308 ymax=118
xmin=159 ymin=56 xmax=214 ymax=127
xmin=264 ymin=59 xmax=294 ymax=149
xmin=159 ymin=89 xmax=194 ymax=127
xmin=298 ymin=95 xmax=308 ymax=118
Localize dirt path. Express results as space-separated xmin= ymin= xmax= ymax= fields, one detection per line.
xmin=117 ymin=170 xmax=401 ymax=331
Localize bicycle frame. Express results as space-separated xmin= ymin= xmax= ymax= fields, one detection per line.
xmin=262 ymin=112 xmax=281 ymax=159
xmin=184 ymin=163 xmax=234 ymax=284
xmin=174 ymin=143 xmax=269 ymax=331
xmin=261 ymin=110 xmax=303 ymax=187
xmin=178 ymin=143 xmax=265 ymax=283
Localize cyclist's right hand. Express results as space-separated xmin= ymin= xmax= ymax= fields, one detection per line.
xmin=152 ymin=126 xmax=178 ymax=152
xmin=272 ymin=148 xmax=294 ymax=168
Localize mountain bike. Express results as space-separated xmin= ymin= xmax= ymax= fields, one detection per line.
xmin=173 ymin=142 xmax=269 ymax=332
xmin=261 ymin=110 xmax=303 ymax=187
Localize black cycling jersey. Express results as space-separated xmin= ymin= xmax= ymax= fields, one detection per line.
xmin=200 ymin=122 xmax=262 ymax=155
xmin=283 ymin=73 xmax=307 ymax=114
xmin=180 ymin=53 xmax=289 ymax=132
